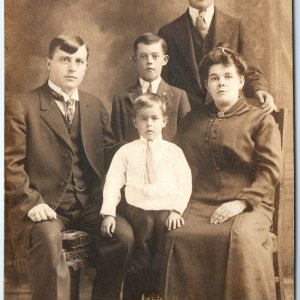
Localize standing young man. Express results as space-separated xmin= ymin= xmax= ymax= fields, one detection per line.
xmin=5 ymin=34 xmax=133 ymax=300
xmin=158 ymin=0 xmax=277 ymax=112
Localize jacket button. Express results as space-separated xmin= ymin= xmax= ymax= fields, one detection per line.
xmin=59 ymin=181 xmax=66 ymax=187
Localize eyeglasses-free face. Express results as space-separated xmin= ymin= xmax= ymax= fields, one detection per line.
xmin=134 ymin=42 xmax=168 ymax=82
xmin=205 ymin=63 xmax=245 ymax=112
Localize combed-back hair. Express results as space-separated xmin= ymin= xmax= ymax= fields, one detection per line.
xmin=132 ymin=93 xmax=167 ymax=117
xmin=48 ymin=34 xmax=89 ymax=59
xmin=133 ymin=32 xmax=168 ymax=55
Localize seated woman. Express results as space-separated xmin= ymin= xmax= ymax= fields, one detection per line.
xmin=159 ymin=46 xmax=283 ymax=300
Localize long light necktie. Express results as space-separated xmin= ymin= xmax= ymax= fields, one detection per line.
xmin=64 ymin=98 xmax=75 ymax=124
xmin=196 ymin=10 xmax=209 ymax=38
xmin=145 ymin=139 xmax=157 ymax=184
xmin=146 ymin=82 xmax=153 ymax=93
xmin=50 ymin=88 xmax=75 ymax=124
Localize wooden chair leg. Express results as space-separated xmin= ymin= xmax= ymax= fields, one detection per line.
xmin=69 ymin=268 xmax=80 ymax=300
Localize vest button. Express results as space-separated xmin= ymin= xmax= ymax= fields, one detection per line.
xmin=59 ymin=181 xmax=66 ymax=187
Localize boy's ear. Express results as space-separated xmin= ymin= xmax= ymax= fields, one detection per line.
xmin=131 ymin=55 xmax=137 ymax=63
xmin=162 ymin=55 xmax=169 ymax=66
xmin=132 ymin=117 xmax=138 ymax=128
xmin=204 ymin=80 xmax=208 ymax=90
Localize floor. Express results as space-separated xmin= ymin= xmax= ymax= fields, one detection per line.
xmin=4 ymin=267 xmax=295 ymax=300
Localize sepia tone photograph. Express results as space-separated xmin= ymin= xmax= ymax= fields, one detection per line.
xmin=4 ymin=0 xmax=294 ymax=299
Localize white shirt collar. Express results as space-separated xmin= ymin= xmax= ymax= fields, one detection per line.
xmin=48 ymin=79 xmax=79 ymax=101
xmin=140 ymin=134 xmax=163 ymax=145
xmin=189 ymin=4 xmax=214 ymax=28
xmin=139 ymin=76 xmax=162 ymax=94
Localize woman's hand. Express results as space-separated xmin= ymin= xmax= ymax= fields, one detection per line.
xmin=210 ymin=200 xmax=247 ymax=224
xmin=166 ymin=210 xmax=185 ymax=230
xmin=101 ymin=215 xmax=116 ymax=237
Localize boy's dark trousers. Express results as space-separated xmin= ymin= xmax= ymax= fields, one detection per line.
xmin=122 ymin=203 xmax=170 ymax=300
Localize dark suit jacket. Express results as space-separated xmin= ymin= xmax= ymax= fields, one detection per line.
xmin=158 ymin=7 xmax=268 ymax=109
xmin=5 ymin=82 xmax=117 ymax=261
xmin=111 ymin=79 xmax=191 ymax=142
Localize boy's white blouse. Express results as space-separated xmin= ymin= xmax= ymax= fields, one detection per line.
xmin=101 ymin=136 xmax=192 ymax=217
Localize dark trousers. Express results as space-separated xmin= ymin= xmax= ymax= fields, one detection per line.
xmin=27 ymin=203 xmax=134 ymax=300
xmin=122 ymin=204 xmax=169 ymax=300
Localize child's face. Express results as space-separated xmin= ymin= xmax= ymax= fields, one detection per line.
xmin=135 ymin=42 xmax=168 ymax=82
xmin=205 ymin=63 xmax=244 ymax=112
xmin=133 ymin=103 xmax=168 ymax=140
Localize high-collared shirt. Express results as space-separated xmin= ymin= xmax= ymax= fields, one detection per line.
xmin=101 ymin=135 xmax=192 ymax=217
xmin=139 ymin=76 xmax=162 ymax=94
xmin=48 ymin=79 xmax=79 ymax=115
xmin=189 ymin=4 xmax=214 ymax=28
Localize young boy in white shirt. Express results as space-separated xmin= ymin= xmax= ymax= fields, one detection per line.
xmin=100 ymin=93 xmax=192 ymax=299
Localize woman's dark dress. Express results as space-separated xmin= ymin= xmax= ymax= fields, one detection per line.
xmin=160 ymin=99 xmax=282 ymax=300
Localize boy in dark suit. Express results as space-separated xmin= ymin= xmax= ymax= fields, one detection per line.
xmin=158 ymin=0 xmax=277 ymax=112
xmin=5 ymin=34 xmax=134 ymax=300
xmin=111 ymin=32 xmax=191 ymax=143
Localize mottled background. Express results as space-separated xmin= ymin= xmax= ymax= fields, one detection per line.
xmin=5 ymin=0 xmax=294 ymax=295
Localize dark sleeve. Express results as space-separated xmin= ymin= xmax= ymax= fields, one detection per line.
xmin=237 ymin=114 xmax=283 ymax=207
xmin=5 ymin=93 xmax=44 ymax=217
xmin=99 ymin=99 xmax=123 ymax=171
xmin=111 ymin=94 xmax=124 ymax=142
xmin=158 ymin=27 xmax=172 ymax=85
xmin=238 ymin=20 xmax=269 ymax=97
xmin=177 ymin=89 xmax=191 ymax=124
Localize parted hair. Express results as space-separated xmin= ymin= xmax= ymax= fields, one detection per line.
xmin=133 ymin=32 xmax=168 ymax=55
xmin=48 ymin=34 xmax=89 ymax=59
xmin=132 ymin=93 xmax=167 ymax=117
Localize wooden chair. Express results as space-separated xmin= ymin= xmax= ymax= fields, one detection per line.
xmin=271 ymin=108 xmax=288 ymax=300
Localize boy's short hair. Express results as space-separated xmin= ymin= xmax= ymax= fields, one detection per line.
xmin=133 ymin=32 xmax=168 ymax=55
xmin=48 ymin=34 xmax=89 ymax=60
xmin=132 ymin=93 xmax=167 ymax=117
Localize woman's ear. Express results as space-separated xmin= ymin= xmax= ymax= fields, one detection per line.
xmin=239 ymin=75 xmax=245 ymax=90
xmin=204 ymin=80 xmax=209 ymax=91
xmin=132 ymin=117 xmax=138 ymax=128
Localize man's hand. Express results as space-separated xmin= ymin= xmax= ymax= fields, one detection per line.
xmin=101 ymin=216 xmax=116 ymax=238
xmin=27 ymin=203 xmax=57 ymax=222
xmin=166 ymin=211 xmax=184 ymax=230
xmin=210 ymin=200 xmax=247 ymax=224
xmin=255 ymin=90 xmax=278 ymax=113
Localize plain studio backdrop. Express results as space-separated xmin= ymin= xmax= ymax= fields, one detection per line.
xmin=5 ymin=0 xmax=294 ymax=292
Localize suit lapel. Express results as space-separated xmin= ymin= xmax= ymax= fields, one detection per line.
xmin=128 ymin=81 xmax=142 ymax=103
xmin=39 ymin=83 xmax=73 ymax=151
xmin=173 ymin=12 xmax=201 ymax=87
xmin=212 ymin=8 xmax=235 ymax=48
xmin=157 ymin=79 xmax=173 ymax=103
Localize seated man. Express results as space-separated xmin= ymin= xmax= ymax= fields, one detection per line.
xmin=5 ymin=34 xmax=134 ymax=300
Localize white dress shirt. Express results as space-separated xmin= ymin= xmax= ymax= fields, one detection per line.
xmin=139 ymin=76 xmax=162 ymax=94
xmin=101 ymin=135 xmax=192 ymax=217
xmin=48 ymin=79 xmax=79 ymax=115
xmin=189 ymin=4 xmax=214 ymax=28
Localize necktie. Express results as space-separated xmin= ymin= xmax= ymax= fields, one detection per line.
xmin=145 ymin=139 xmax=157 ymax=184
xmin=146 ymin=82 xmax=152 ymax=93
xmin=50 ymin=88 xmax=75 ymax=124
xmin=196 ymin=10 xmax=209 ymax=38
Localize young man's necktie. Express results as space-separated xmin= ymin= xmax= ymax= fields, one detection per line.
xmin=50 ymin=88 xmax=75 ymax=124
xmin=146 ymin=82 xmax=152 ymax=93
xmin=145 ymin=139 xmax=157 ymax=184
xmin=196 ymin=10 xmax=209 ymax=38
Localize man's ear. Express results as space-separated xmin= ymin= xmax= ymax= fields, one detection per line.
xmin=45 ymin=57 xmax=51 ymax=71
xmin=162 ymin=55 xmax=169 ymax=66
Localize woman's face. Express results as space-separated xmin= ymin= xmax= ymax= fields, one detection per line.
xmin=205 ymin=63 xmax=245 ymax=112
